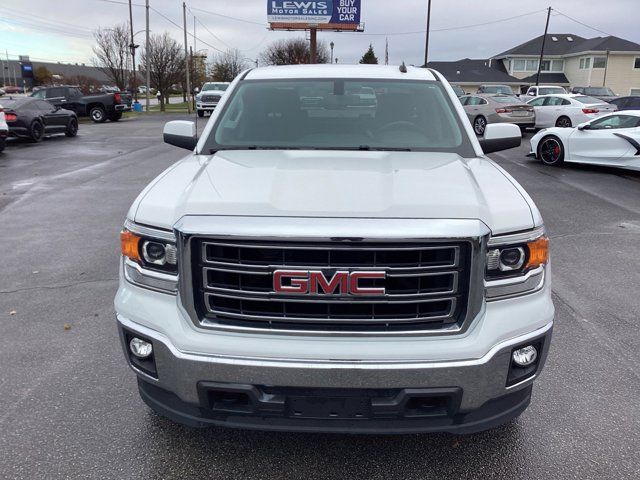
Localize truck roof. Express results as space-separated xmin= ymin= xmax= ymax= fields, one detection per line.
xmin=244 ymin=64 xmax=438 ymax=82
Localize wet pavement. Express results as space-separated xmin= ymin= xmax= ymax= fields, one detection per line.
xmin=0 ymin=116 xmax=638 ymax=479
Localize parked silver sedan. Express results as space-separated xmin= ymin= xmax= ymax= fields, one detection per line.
xmin=460 ymin=94 xmax=535 ymax=135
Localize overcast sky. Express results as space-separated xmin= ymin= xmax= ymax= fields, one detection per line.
xmin=1 ymin=0 xmax=639 ymax=67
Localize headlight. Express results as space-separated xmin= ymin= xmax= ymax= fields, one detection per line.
xmin=485 ymin=228 xmax=549 ymax=300
xmin=120 ymin=221 xmax=178 ymax=293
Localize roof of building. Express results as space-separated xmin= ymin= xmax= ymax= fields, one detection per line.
xmin=494 ymin=33 xmax=640 ymax=58
xmin=0 ymin=58 xmax=143 ymax=85
xmin=519 ymin=72 xmax=570 ymax=85
xmin=425 ymin=58 xmax=523 ymax=84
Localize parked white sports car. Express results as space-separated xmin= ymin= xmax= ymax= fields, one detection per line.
xmin=529 ymin=111 xmax=640 ymax=171
xmin=526 ymin=94 xmax=616 ymax=129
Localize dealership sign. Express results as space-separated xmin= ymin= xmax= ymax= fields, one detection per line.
xmin=267 ymin=0 xmax=361 ymax=25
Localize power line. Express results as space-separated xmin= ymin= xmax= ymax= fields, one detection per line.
xmin=149 ymin=6 xmax=225 ymax=54
xmin=552 ymin=10 xmax=615 ymax=37
xmin=189 ymin=8 xmax=233 ymax=50
xmin=189 ymin=6 xmax=267 ymax=27
xmin=348 ymin=9 xmax=546 ymax=36
xmin=0 ymin=5 xmax=94 ymax=33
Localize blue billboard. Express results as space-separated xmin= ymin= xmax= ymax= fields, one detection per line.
xmin=267 ymin=0 xmax=361 ymax=25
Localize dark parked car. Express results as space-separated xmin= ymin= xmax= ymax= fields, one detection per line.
xmin=570 ymin=86 xmax=618 ymax=102
xmin=608 ymin=96 xmax=640 ymax=111
xmin=30 ymin=86 xmax=126 ymax=123
xmin=2 ymin=97 xmax=78 ymax=142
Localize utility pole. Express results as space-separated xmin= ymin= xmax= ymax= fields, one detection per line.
xmin=310 ymin=27 xmax=317 ymax=64
xmin=145 ymin=0 xmax=150 ymax=112
xmin=128 ymin=0 xmax=138 ymax=101
xmin=603 ymin=49 xmax=610 ymax=87
xmin=182 ymin=2 xmax=192 ymax=114
xmin=424 ymin=0 xmax=432 ymax=66
xmin=330 ymin=41 xmax=334 ymax=64
xmin=535 ymin=6 xmax=552 ymax=87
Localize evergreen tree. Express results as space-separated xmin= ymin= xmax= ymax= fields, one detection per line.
xmin=359 ymin=44 xmax=379 ymax=64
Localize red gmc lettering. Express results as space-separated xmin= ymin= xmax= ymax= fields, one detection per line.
xmin=273 ymin=270 xmax=385 ymax=296
xmin=309 ymin=271 xmax=348 ymax=294
xmin=349 ymin=272 xmax=386 ymax=295
xmin=273 ymin=270 xmax=309 ymax=294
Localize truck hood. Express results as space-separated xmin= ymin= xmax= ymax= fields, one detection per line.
xmin=132 ymin=150 xmax=535 ymax=235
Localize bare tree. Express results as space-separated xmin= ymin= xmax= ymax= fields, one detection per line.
xmin=210 ymin=49 xmax=248 ymax=82
xmin=93 ymin=25 xmax=130 ymax=90
xmin=260 ymin=38 xmax=329 ymax=66
xmin=140 ymin=33 xmax=185 ymax=111
xmin=64 ymin=75 xmax=102 ymax=94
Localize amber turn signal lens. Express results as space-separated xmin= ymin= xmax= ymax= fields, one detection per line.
xmin=120 ymin=230 xmax=141 ymax=262
xmin=525 ymin=236 xmax=549 ymax=269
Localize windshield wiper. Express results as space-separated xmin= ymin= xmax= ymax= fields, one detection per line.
xmin=211 ymin=146 xmax=301 ymax=153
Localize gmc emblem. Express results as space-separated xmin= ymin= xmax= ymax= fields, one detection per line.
xmin=273 ymin=270 xmax=386 ymax=296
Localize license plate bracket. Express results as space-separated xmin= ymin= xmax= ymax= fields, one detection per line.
xmin=287 ymin=396 xmax=371 ymax=420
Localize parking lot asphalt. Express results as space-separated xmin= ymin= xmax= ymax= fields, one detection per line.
xmin=1 ymin=116 xmax=639 ymax=479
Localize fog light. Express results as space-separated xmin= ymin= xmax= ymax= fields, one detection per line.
xmin=512 ymin=345 xmax=538 ymax=366
xmin=129 ymin=337 xmax=153 ymax=358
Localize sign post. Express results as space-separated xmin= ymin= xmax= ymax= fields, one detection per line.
xmin=267 ymin=1 xmax=363 ymax=63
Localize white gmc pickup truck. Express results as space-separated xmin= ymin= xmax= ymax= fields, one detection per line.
xmin=115 ymin=65 xmax=554 ymax=434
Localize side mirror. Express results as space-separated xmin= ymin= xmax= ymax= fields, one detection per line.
xmin=194 ymin=87 xmax=200 ymax=93
xmin=163 ymin=120 xmax=197 ymax=151
xmin=479 ymin=123 xmax=521 ymax=154
xmin=577 ymin=123 xmax=591 ymax=131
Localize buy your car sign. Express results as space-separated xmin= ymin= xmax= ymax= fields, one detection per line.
xmin=267 ymin=0 xmax=361 ymax=25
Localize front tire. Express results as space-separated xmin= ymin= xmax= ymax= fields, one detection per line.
xmin=0 ymin=137 xmax=5 ymax=152
xmin=473 ymin=116 xmax=487 ymax=136
xmin=65 ymin=118 xmax=78 ymax=137
xmin=90 ymin=106 xmax=107 ymax=123
xmin=197 ymin=110 xmax=205 ymax=118
xmin=29 ymin=120 xmax=44 ymax=143
xmin=555 ymin=116 xmax=572 ymax=128
xmin=537 ymin=135 xmax=565 ymax=166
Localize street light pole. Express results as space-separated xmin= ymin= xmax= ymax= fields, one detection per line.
xmin=145 ymin=0 xmax=150 ymax=112
xmin=182 ymin=2 xmax=191 ymax=114
xmin=424 ymin=0 xmax=432 ymax=66
xmin=128 ymin=0 xmax=138 ymax=101
xmin=330 ymin=41 xmax=334 ymax=64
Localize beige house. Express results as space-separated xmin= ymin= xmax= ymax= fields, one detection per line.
xmin=493 ymin=33 xmax=640 ymax=96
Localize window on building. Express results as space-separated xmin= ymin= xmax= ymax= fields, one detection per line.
xmin=513 ymin=60 xmax=526 ymax=71
xmin=551 ymin=60 xmax=564 ymax=71
xmin=634 ymin=58 xmax=640 ymax=69
xmin=526 ymin=59 xmax=538 ymax=71
xmin=579 ymin=57 xmax=591 ymax=69
xmin=540 ymin=60 xmax=551 ymax=71
xmin=630 ymin=88 xmax=640 ymax=95
xmin=593 ymin=57 xmax=607 ymax=68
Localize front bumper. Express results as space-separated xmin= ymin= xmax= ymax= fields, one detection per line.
xmin=196 ymin=102 xmax=218 ymax=111
xmin=117 ymin=313 xmax=552 ymax=433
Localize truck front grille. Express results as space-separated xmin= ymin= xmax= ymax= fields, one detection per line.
xmin=191 ymin=239 xmax=472 ymax=333
xmin=201 ymin=94 xmax=221 ymax=103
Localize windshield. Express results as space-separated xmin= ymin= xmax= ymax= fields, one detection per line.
xmin=207 ymin=79 xmax=475 ymax=155
xmin=538 ymin=87 xmax=565 ymax=95
xmin=584 ymin=87 xmax=615 ymax=96
xmin=203 ymin=83 xmax=229 ymax=91
xmin=482 ymin=86 xmax=513 ymax=94
xmin=574 ymin=95 xmax=603 ymax=104
xmin=492 ymin=95 xmax=522 ymax=104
